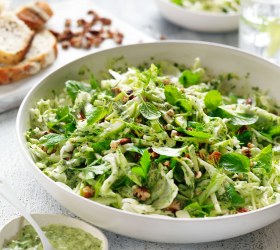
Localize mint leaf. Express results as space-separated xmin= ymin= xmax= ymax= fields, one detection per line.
xmin=140 ymin=150 xmax=151 ymax=178
xmin=204 ymin=90 xmax=222 ymax=110
xmin=164 ymin=85 xmax=192 ymax=111
xmin=185 ymin=130 xmax=212 ymax=139
xmin=220 ymin=153 xmax=250 ymax=173
xmin=65 ymin=80 xmax=91 ymax=101
xmin=92 ymin=140 xmax=111 ymax=154
xmin=226 ymin=185 xmax=245 ymax=206
xmin=253 ymin=145 xmax=272 ymax=173
xmin=139 ymin=102 xmax=161 ymax=120
xmin=231 ymin=113 xmax=258 ymax=126
xmin=131 ymin=149 xmax=151 ymax=181
xmin=179 ymin=70 xmax=201 ymax=87
xmin=210 ymin=107 xmax=258 ymax=126
xmin=152 ymin=146 xmax=186 ymax=157
xmin=183 ymin=202 xmax=213 ymax=217
xmin=39 ymin=134 xmax=66 ymax=148
xmin=87 ymin=107 xmax=108 ymax=125
xmin=164 ymin=85 xmax=184 ymax=105
xmin=268 ymin=126 xmax=280 ymax=138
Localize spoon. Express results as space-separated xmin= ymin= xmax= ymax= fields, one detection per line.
xmin=0 ymin=177 xmax=54 ymax=250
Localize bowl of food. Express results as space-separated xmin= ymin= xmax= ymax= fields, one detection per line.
xmin=154 ymin=0 xmax=240 ymax=32
xmin=0 ymin=214 xmax=108 ymax=249
xmin=17 ymin=41 xmax=280 ymax=243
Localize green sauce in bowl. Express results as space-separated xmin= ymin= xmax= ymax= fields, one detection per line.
xmin=3 ymin=224 xmax=102 ymax=250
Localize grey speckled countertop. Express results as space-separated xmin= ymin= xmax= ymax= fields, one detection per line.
xmin=1 ymin=0 xmax=280 ymax=249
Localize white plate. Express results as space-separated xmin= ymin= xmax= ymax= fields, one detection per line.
xmin=154 ymin=0 xmax=239 ymax=32
xmin=17 ymin=41 xmax=280 ymax=243
xmin=0 ymin=213 xmax=108 ymax=249
xmin=0 ymin=0 xmax=153 ymax=113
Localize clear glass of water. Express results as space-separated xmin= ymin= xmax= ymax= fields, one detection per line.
xmin=239 ymin=0 xmax=280 ymax=64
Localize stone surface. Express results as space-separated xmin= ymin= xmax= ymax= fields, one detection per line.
xmin=1 ymin=0 xmax=279 ymax=249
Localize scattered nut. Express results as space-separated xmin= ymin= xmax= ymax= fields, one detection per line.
xmin=119 ymin=138 xmax=131 ymax=145
xmin=208 ymin=151 xmax=221 ymax=164
xmin=53 ymin=9 xmax=124 ymax=50
xmin=133 ymin=186 xmax=151 ymax=201
xmin=163 ymin=161 xmax=171 ymax=167
xmin=195 ymin=171 xmax=202 ymax=179
xmin=164 ymin=200 xmax=181 ymax=213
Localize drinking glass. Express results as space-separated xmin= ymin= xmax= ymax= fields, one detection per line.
xmin=239 ymin=0 xmax=280 ymax=64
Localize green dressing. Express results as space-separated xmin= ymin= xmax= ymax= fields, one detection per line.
xmin=3 ymin=224 xmax=102 ymax=250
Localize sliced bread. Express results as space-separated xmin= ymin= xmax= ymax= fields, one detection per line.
xmin=16 ymin=1 xmax=53 ymax=31
xmin=0 ymin=29 xmax=57 ymax=85
xmin=0 ymin=12 xmax=34 ymax=64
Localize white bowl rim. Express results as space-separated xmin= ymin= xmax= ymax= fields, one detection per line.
xmin=158 ymin=0 xmax=240 ymax=17
xmin=0 ymin=213 xmax=109 ymax=249
xmin=16 ymin=40 xmax=280 ymax=224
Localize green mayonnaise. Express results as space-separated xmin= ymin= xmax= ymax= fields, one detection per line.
xmin=3 ymin=224 xmax=102 ymax=250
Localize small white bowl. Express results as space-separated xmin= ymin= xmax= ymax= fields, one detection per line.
xmin=0 ymin=214 xmax=108 ymax=250
xmin=154 ymin=0 xmax=239 ymax=32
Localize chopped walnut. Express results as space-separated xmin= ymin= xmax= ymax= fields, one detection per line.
xmin=163 ymin=161 xmax=171 ymax=167
xmin=133 ymin=186 xmax=151 ymax=201
xmin=241 ymin=147 xmax=251 ymax=158
xmin=164 ymin=200 xmax=181 ymax=213
xmin=166 ymin=109 xmax=175 ymax=117
xmin=53 ymin=9 xmax=124 ymax=50
xmin=208 ymin=151 xmax=221 ymax=164
xmin=110 ymin=140 xmax=119 ymax=150
xmin=119 ymin=138 xmax=131 ymax=145
xmin=247 ymin=142 xmax=255 ymax=148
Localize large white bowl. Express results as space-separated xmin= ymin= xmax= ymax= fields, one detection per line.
xmin=154 ymin=0 xmax=239 ymax=32
xmin=17 ymin=41 xmax=280 ymax=243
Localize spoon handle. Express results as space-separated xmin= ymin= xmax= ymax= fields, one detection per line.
xmin=0 ymin=178 xmax=54 ymax=250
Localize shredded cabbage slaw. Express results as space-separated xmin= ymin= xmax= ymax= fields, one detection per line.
xmin=171 ymin=0 xmax=240 ymax=14
xmin=26 ymin=59 xmax=280 ymax=218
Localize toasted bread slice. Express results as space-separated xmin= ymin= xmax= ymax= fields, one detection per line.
xmin=0 ymin=29 xmax=57 ymax=85
xmin=16 ymin=1 xmax=53 ymax=31
xmin=0 ymin=13 xmax=34 ymax=64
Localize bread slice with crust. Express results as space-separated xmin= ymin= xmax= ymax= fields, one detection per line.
xmin=16 ymin=1 xmax=53 ymax=31
xmin=0 ymin=29 xmax=57 ymax=85
xmin=0 ymin=12 xmax=34 ymax=64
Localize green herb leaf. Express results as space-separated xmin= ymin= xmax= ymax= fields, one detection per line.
xmin=164 ymin=85 xmax=184 ymax=105
xmin=236 ymin=129 xmax=252 ymax=145
xmin=140 ymin=150 xmax=151 ymax=178
xmin=220 ymin=153 xmax=250 ymax=173
xmin=253 ymin=145 xmax=272 ymax=173
xmin=152 ymin=146 xmax=186 ymax=157
xmin=131 ymin=149 xmax=151 ymax=181
xmin=210 ymin=107 xmax=258 ymax=126
xmin=139 ymin=102 xmax=161 ymax=120
xmin=231 ymin=113 xmax=258 ymax=126
xmin=204 ymin=90 xmax=222 ymax=110
xmin=185 ymin=130 xmax=212 ymax=139
xmin=226 ymin=185 xmax=245 ymax=206
xmin=65 ymin=80 xmax=92 ymax=101
xmin=39 ymin=134 xmax=66 ymax=148
xmin=268 ymin=126 xmax=280 ymax=138
xmin=92 ymin=140 xmax=111 ymax=154
xmin=87 ymin=107 xmax=108 ymax=125
xmin=164 ymin=85 xmax=192 ymax=112
xmin=179 ymin=70 xmax=201 ymax=87
xmin=183 ymin=202 xmax=213 ymax=217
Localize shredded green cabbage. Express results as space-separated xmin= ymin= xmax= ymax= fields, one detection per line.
xmin=171 ymin=0 xmax=240 ymax=14
xmin=25 ymin=58 xmax=280 ymax=218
